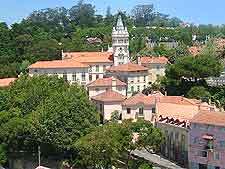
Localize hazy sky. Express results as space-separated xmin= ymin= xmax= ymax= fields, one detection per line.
xmin=0 ymin=0 xmax=224 ymax=25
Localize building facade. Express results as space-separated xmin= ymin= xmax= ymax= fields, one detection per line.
xmin=189 ymin=111 xmax=225 ymax=169
xmin=138 ymin=56 xmax=169 ymax=83
xmin=87 ymin=77 xmax=127 ymax=98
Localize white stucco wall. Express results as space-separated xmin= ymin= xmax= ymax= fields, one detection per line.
xmin=122 ymin=104 xmax=155 ymax=122
xmin=29 ymin=67 xmax=89 ymax=85
xmin=88 ymin=86 xmax=126 ymax=98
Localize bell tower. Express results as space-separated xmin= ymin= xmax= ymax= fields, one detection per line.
xmin=112 ymin=14 xmax=129 ymax=66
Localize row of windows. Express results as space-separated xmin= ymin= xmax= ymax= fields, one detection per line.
xmin=130 ymin=85 xmax=146 ymax=93
xmin=193 ymin=123 xmax=225 ymax=132
xmin=63 ymin=73 xmax=86 ymax=81
xmin=198 ymin=151 xmax=220 ymax=160
xmin=193 ymin=137 xmax=225 ymax=148
xmin=112 ymin=39 xmax=129 ymax=44
xmin=126 ymin=107 xmax=156 ymax=114
xmin=130 ymin=76 xmax=146 ymax=83
xmin=89 ymin=65 xmax=107 ymax=73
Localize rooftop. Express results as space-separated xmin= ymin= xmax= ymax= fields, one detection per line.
xmin=0 ymin=78 xmax=17 ymax=87
xmin=122 ymin=93 xmax=156 ymax=106
xmin=191 ymin=111 xmax=225 ymax=127
xmin=63 ymin=52 xmax=113 ymax=63
xmin=107 ymin=62 xmax=148 ymax=72
xmin=140 ymin=56 xmax=169 ymax=64
xmin=91 ymin=90 xmax=126 ymax=102
xmin=29 ymin=59 xmax=89 ymax=69
xmin=87 ymin=77 xmax=126 ymax=87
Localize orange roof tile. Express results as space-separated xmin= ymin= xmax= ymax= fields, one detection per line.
xmin=140 ymin=56 xmax=169 ymax=64
xmin=29 ymin=60 xmax=89 ymax=69
xmin=91 ymin=90 xmax=126 ymax=102
xmin=189 ymin=46 xmax=202 ymax=56
xmin=87 ymin=77 xmax=126 ymax=87
xmin=107 ymin=62 xmax=148 ymax=72
xmin=0 ymin=78 xmax=17 ymax=87
xmin=191 ymin=111 xmax=225 ymax=127
xmin=158 ymin=96 xmax=200 ymax=105
xmin=63 ymin=52 xmax=113 ymax=63
xmin=122 ymin=93 xmax=156 ymax=106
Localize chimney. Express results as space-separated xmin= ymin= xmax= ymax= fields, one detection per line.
xmin=137 ymin=56 xmax=141 ymax=65
xmin=61 ymin=50 xmax=64 ymax=60
xmin=112 ymin=76 xmax=117 ymax=91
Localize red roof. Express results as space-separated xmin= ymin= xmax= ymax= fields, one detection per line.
xmin=64 ymin=52 xmax=113 ymax=63
xmin=91 ymin=90 xmax=126 ymax=102
xmin=0 ymin=78 xmax=17 ymax=87
xmin=29 ymin=60 xmax=89 ymax=69
xmin=158 ymin=96 xmax=200 ymax=105
xmin=189 ymin=46 xmax=202 ymax=56
xmin=190 ymin=111 xmax=225 ymax=127
xmin=140 ymin=56 xmax=168 ymax=64
xmin=87 ymin=77 xmax=126 ymax=87
xmin=107 ymin=62 xmax=148 ymax=72
xmin=122 ymin=93 xmax=156 ymax=106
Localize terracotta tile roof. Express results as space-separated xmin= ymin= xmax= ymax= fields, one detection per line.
xmin=91 ymin=90 xmax=126 ymax=102
xmin=140 ymin=56 xmax=169 ymax=64
xmin=87 ymin=77 xmax=126 ymax=87
xmin=190 ymin=111 xmax=225 ymax=127
xmin=0 ymin=78 xmax=17 ymax=87
xmin=29 ymin=60 xmax=89 ymax=69
xmin=122 ymin=93 xmax=156 ymax=106
xmin=189 ymin=46 xmax=202 ymax=56
xmin=63 ymin=52 xmax=113 ymax=63
xmin=107 ymin=62 xmax=148 ymax=72
xmin=158 ymin=96 xmax=200 ymax=105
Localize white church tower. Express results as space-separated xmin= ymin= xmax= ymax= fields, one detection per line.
xmin=112 ymin=14 xmax=130 ymax=66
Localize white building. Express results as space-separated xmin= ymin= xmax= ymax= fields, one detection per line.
xmin=87 ymin=77 xmax=127 ymax=98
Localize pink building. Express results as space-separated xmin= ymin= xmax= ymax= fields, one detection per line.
xmin=189 ymin=111 xmax=225 ymax=169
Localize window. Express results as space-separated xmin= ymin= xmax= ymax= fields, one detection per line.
xmin=96 ymin=74 xmax=99 ymax=79
xmin=214 ymin=152 xmax=220 ymax=160
xmin=139 ymin=107 xmax=144 ymax=116
xmin=175 ymin=132 xmax=179 ymax=140
xmin=137 ymin=76 xmax=140 ymax=82
xmin=137 ymin=86 xmax=140 ymax=92
xmin=103 ymin=65 xmax=106 ymax=71
xmin=82 ymin=73 xmax=86 ymax=81
xmin=96 ymin=65 xmax=99 ymax=72
xmin=131 ymin=86 xmax=134 ymax=92
xmin=127 ymin=108 xmax=131 ymax=114
xmin=193 ymin=137 xmax=199 ymax=144
xmin=118 ymin=40 xmax=123 ymax=43
xmin=198 ymin=151 xmax=207 ymax=158
xmin=143 ymin=85 xmax=146 ymax=89
xmin=34 ymin=69 xmax=38 ymax=73
xmin=63 ymin=73 xmax=67 ymax=81
xmin=100 ymin=104 xmax=103 ymax=112
xmin=72 ymin=73 xmax=76 ymax=81
xmin=220 ymin=140 xmax=225 ymax=148
xmin=152 ymin=107 xmax=156 ymax=113
xmin=95 ymin=88 xmax=100 ymax=92
xmin=144 ymin=76 xmax=146 ymax=82
xmin=89 ymin=66 xmax=92 ymax=72
xmin=215 ymin=167 xmax=220 ymax=169
xmin=89 ymin=75 xmax=92 ymax=81
xmin=156 ymin=65 xmax=160 ymax=70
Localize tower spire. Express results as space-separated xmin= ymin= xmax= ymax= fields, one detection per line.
xmin=116 ymin=14 xmax=124 ymax=31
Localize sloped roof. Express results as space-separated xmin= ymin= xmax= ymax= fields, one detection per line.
xmin=190 ymin=111 xmax=225 ymax=127
xmin=29 ymin=60 xmax=89 ymax=69
xmin=91 ymin=90 xmax=126 ymax=102
xmin=63 ymin=52 xmax=113 ymax=63
xmin=0 ymin=78 xmax=17 ymax=87
xmin=140 ymin=56 xmax=169 ymax=64
xmin=158 ymin=96 xmax=200 ymax=105
xmin=87 ymin=77 xmax=126 ymax=87
xmin=107 ymin=62 xmax=148 ymax=72
xmin=122 ymin=93 xmax=156 ymax=106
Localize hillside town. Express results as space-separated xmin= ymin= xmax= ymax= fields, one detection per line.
xmin=1 ymin=1 xmax=225 ymax=169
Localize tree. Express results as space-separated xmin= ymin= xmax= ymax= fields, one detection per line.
xmin=166 ymin=55 xmax=223 ymax=82
xmin=69 ymin=0 xmax=96 ymax=27
xmin=132 ymin=5 xmax=154 ymax=26
xmin=0 ymin=144 xmax=6 ymax=166
xmin=187 ymin=86 xmax=211 ymax=101
xmin=74 ymin=120 xmax=163 ymax=168
xmin=0 ymin=75 xmax=99 ymax=155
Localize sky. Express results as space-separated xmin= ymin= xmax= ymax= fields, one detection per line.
xmin=0 ymin=0 xmax=225 ymax=25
